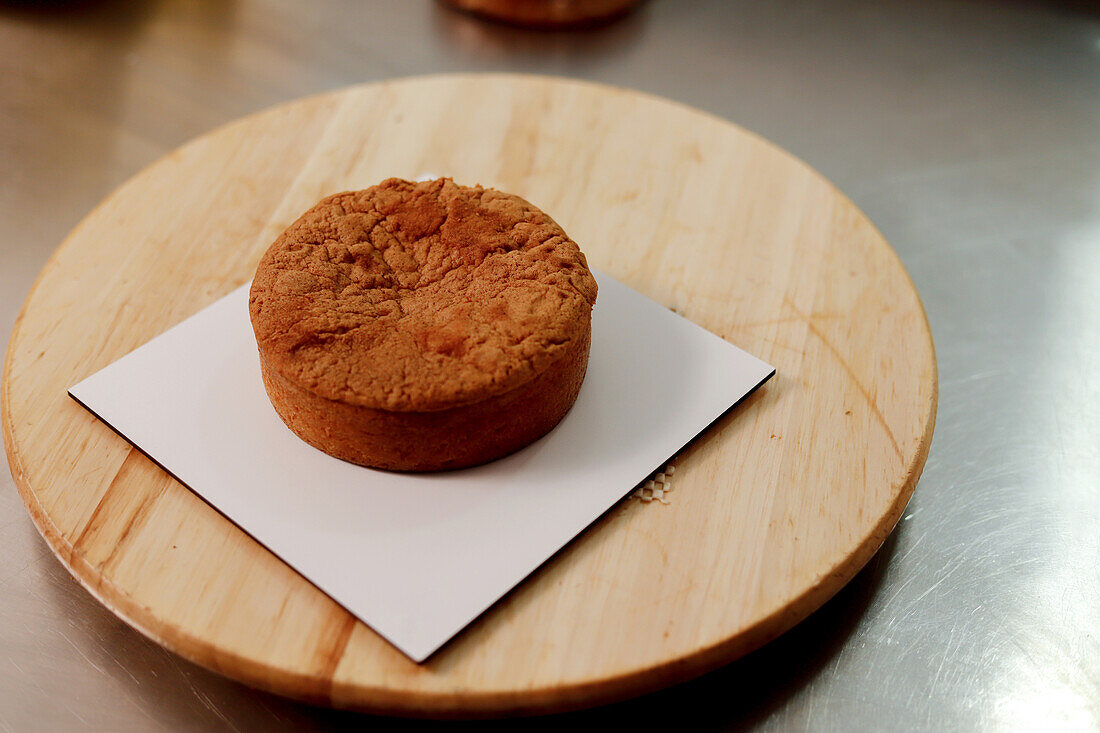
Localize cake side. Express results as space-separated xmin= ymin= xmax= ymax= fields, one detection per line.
xmin=258 ymin=320 xmax=591 ymax=471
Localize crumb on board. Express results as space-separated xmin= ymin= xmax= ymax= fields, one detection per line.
xmin=633 ymin=463 xmax=676 ymax=504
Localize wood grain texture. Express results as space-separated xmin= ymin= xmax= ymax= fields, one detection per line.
xmin=1 ymin=74 xmax=937 ymax=717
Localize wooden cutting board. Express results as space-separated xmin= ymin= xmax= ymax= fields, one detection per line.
xmin=2 ymin=75 xmax=936 ymax=717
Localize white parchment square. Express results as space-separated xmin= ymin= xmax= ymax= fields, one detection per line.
xmin=70 ymin=270 xmax=774 ymax=662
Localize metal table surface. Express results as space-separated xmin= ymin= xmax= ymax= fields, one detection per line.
xmin=1 ymin=1 xmax=1097 ymax=729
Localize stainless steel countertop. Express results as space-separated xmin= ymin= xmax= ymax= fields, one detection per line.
xmin=2 ymin=1 xmax=1097 ymax=729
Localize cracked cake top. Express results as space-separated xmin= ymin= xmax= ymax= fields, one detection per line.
xmin=248 ymin=178 xmax=598 ymax=412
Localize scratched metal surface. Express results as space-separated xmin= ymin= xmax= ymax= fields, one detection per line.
xmin=1 ymin=1 xmax=1097 ymax=729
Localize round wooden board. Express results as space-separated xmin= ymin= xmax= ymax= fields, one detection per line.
xmin=2 ymin=75 xmax=936 ymax=717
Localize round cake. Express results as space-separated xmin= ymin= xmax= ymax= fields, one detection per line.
xmin=248 ymin=177 xmax=598 ymax=471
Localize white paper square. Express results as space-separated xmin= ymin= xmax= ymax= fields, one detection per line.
xmin=69 ymin=270 xmax=774 ymax=662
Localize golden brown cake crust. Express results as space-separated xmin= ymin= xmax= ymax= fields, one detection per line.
xmin=249 ymin=178 xmax=597 ymax=412
xmin=256 ymin=321 xmax=591 ymax=472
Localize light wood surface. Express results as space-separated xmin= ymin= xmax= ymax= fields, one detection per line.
xmin=2 ymin=74 xmax=936 ymax=717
